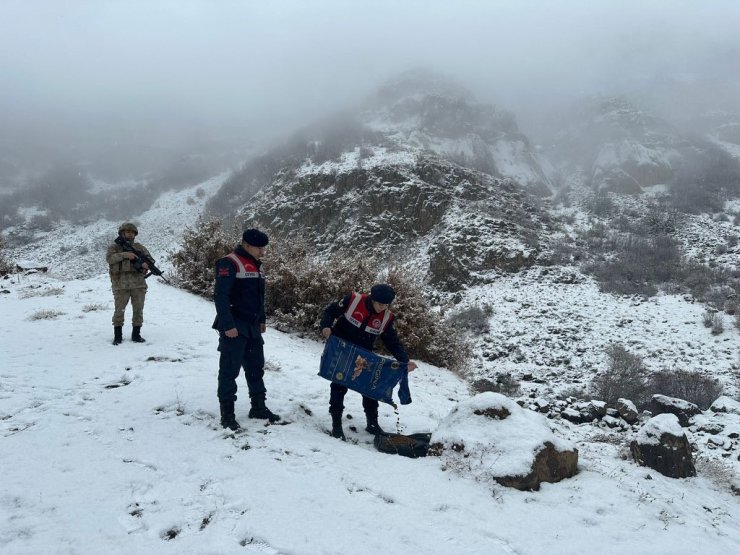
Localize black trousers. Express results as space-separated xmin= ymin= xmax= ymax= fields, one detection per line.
xmin=217 ymin=334 xmax=266 ymax=403
xmin=329 ymin=382 xmax=379 ymax=415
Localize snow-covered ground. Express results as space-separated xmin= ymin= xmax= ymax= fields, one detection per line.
xmin=2 ymin=268 xmax=740 ymax=554
xmin=464 ymin=267 xmax=740 ymax=396
xmin=3 ymin=171 xmax=740 ymax=553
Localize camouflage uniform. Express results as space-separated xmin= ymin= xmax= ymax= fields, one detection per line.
xmin=106 ymin=223 xmax=151 ymax=327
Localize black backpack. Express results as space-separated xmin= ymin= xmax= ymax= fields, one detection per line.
xmin=374 ymin=432 xmax=432 ymax=458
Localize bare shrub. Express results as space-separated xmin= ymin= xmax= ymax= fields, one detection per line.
xmin=19 ymin=287 xmax=64 ymax=299
xmin=170 ymin=217 xmax=239 ymax=297
xmin=647 ymin=369 xmax=723 ymax=410
xmin=590 ymin=344 xmax=650 ymax=407
xmin=174 ymin=224 xmax=471 ymax=372
xmin=264 ymin=238 xmax=378 ymax=332
xmin=587 ymin=233 xmax=690 ymax=297
xmin=27 ymin=309 xmax=65 ymax=321
xmin=82 ymin=303 xmax=107 ymax=312
xmin=266 ymin=240 xmax=470 ymax=371
xmin=0 ymin=236 xmax=12 ymax=275
xmin=471 ymin=373 xmax=521 ymax=397
xmin=702 ymin=310 xmax=724 ymax=335
xmin=583 ymin=191 xmax=616 ymax=217
xmin=385 ymin=266 xmax=472 ymax=373
xmin=446 ymin=305 xmax=492 ymax=334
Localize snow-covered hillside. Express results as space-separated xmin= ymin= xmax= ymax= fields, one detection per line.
xmin=7 ymin=174 xmax=227 ymax=279
xmin=2 ymin=271 xmax=739 ymax=554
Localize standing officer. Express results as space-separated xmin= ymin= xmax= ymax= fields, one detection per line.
xmin=214 ymin=228 xmax=280 ymax=430
xmin=106 ymin=222 xmax=150 ymax=345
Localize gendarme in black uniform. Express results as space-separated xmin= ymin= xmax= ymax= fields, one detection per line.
xmin=320 ymin=283 xmax=411 ymax=438
xmin=214 ymin=229 xmax=279 ymax=430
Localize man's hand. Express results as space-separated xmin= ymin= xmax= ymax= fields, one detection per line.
xmin=321 ymin=327 xmax=332 ymax=338
xmin=407 ymin=361 xmax=418 ymax=372
xmin=141 ymin=262 xmax=149 ymax=271
xmin=260 ymin=323 xmax=266 ymax=334
xmin=124 ymin=252 xmax=137 ymax=260
xmin=224 ymin=328 xmax=238 ymax=338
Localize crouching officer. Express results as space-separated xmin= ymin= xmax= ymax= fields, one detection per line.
xmin=320 ymin=283 xmax=418 ymax=439
xmin=213 ymin=228 xmax=280 ymax=430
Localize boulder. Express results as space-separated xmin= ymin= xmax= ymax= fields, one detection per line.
xmin=630 ymin=414 xmax=696 ymax=478
xmin=649 ymin=394 xmax=701 ymax=427
xmin=710 ymin=396 xmax=740 ymax=415
xmin=429 ymin=392 xmax=578 ymax=491
xmin=617 ymin=398 xmax=639 ymax=424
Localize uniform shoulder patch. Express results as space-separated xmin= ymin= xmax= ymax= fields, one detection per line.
xmin=217 ymin=265 xmax=231 ymax=277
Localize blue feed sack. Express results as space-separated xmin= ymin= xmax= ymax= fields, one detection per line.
xmin=318 ymin=335 xmax=409 ymax=406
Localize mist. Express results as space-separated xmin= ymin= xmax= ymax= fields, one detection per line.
xmin=2 ymin=0 xmax=740 ymax=180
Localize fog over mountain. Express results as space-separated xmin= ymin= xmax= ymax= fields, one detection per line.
xmin=2 ymin=0 xmax=740 ymax=183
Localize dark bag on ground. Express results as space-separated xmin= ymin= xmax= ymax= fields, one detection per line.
xmin=373 ymin=432 xmax=432 ymax=458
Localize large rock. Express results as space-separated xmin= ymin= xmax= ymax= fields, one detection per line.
xmin=617 ymin=398 xmax=639 ymax=424
xmin=429 ymin=392 xmax=578 ymax=490
xmin=630 ymin=413 xmax=696 ymax=478
xmin=649 ymin=394 xmax=701 ymax=427
xmin=710 ymin=396 xmax=740 ymax=415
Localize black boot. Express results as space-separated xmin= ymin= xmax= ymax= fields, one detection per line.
xmin=330 ymin=411 xmax=345 ymax=440
xmin=131 ymin=326 xmax=146 ymax=343
xmin=219 ymin=400 xmax=240 ymax=431
xmin=112 ymin=326 xmax=123 ymax=345
xmin=248 ymin=396 xmax=280 ymax=423
xmin=365 ymin=411 xmax=387 ymax=436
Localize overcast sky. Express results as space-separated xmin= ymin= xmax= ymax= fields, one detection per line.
xmin=2 ymin=0 xmax=739 ymax=161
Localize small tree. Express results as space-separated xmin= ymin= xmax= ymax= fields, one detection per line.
xmin=590 ymin=343 xmax=650 ymax=407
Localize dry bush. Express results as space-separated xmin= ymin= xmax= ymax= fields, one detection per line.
xmin=702 ymin=310 xmax=724 ymax=335
xmin=471 ymin=373 xmax=521 ymax=397
xmin=173 ymin=224 xmax=470 ymax=371
xmin=0 ymin=236 xmax=13 ymax=275
xmin=266 ymin=240 xmax=471 ymax=372
xmin=384 ymin=266 xmax=471 ymax=373
xmin=590 ymin=343 xmax=650 ymax=407
xmin=445 ymin=305 xmax=492 ymax=335
xmin=27 ymin=309 xmax=65 ymax=321
xmin=264 ymin=238 xmax=377 ymax=332
xmin=18 ymin=287 xmax=64 ymax=299
xmin=170 ymin=217 xmax=239 ymax=297
xmin=646 ymin=368 xmax=723 ymax=410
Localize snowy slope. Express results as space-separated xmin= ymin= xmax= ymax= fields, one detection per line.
xmin=2 ymin=272 xmax=740 ymax=554
xmin=7 ymin=174 xmax=227 ymax=280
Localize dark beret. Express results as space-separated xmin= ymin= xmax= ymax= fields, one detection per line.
xmin=370 ymin=283 xmax=396 ymax=304
xmin=242 ymin=228 xmax=269 ymax=247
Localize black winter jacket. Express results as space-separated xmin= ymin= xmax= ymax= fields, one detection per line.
xmin=212 ymin=245 xmax=265 ymax=338
xmin=320 ymin=294 xmax=409 ymax=363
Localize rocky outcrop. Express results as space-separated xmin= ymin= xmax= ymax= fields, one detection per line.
xmin=630 ymin=414 xmax=696 ymax=478
xmin=244 ymin=154 xmax=549 ymax=290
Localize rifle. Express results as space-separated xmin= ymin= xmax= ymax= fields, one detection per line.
xmin=114 ymin=236 xmax=171 ymax=284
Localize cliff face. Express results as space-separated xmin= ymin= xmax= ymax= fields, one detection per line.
xmin=242 ymin=150 xmax=550 ymax=291
xmin=549 ymin=97 xmax=740 ymax=195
